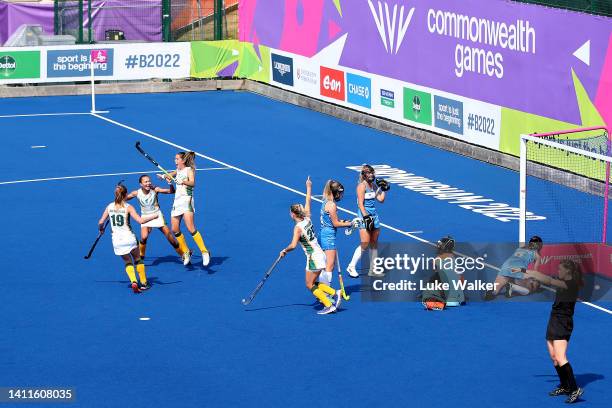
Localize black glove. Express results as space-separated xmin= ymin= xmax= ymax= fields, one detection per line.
xmin=363 ymin=214 xmax=375 ymax=231
xmin=376 ymin=178 xmax=390 ymax=191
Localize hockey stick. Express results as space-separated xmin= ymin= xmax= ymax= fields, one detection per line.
xmin=344 ymin=217 xmax=362 ymax=236
xmin=336 ymin=252 xmax=350 ymax=300
xmin=84 ymin=218 xmax=109 ymax=259
xmin=241 ymin=256 xmax=282 ymax=305
xmin=134 ymin=141 xmax=176 ymax=183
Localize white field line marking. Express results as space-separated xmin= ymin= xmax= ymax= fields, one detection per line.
xmin=92 ymin=113 xmax=612 ymax=316
xmin=0 ymin=167 xmax=230 ymax=185
xmin=139 ymin=317 xmax=151 ymax=321
xmin=0 ymin=112 xmax=93 ymax=119
xmin=31 ymin=146 xmax=47 ymax=149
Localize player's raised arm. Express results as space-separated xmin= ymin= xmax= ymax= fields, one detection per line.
xmin=154 ymin=180 xmax=175 ymax=194
xmin=126 ymin=190 xmax=138 ymax=201
xmin=303 ymin=176 xmax=312 ymax=218
xmin=157 ymin=170 xmax=177 ymax=183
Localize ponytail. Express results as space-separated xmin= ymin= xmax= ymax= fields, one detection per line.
xmin=178 ymin=151 xmax=196 ymax=169
xmin=114 ymin=184 xmax=127 ymax=206
xmin=290 ymin=204 xmax=307 ymax=219
xmin=323 ymin=180 xmax=333 ymax=200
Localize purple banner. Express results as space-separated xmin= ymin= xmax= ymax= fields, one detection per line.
xmin=0 ymin=0 xmax=161 ymax=45
xmin=0 ymin=1 xmax=54 ymax=45
xmin=241 ymin=0 xmax=612 ymax=128
xmin=0 ymin=2 xmax=7 ymax=45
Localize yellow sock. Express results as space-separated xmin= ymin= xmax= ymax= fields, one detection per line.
xmin=125 ymin=263 xmax=137 ymax=283
xmin=139 ymin=242 xmax=147 ymax=258
xmin=318 ymin=283 xmax=336 ymax=296
xmin=136 ymin=260 xmax=147 ymax=285
xmin=311 ymin=285 xmax=332 ymax=307
xmin=191 ymin=230 xmax=208 ymax=253
xmin=175 ymin=232 xmax=189 ymax=254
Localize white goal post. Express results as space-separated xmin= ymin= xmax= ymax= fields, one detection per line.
xmin=519 ymin=127 xmax=611 ymax=244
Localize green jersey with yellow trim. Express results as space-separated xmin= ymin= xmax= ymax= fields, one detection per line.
xmin=137 ymin=188 xmax=160 ymax=215
xmin=175 ymin=167 xmax=194 ymax=198
xmin=296 ymin=217 xmax=322 ymax=255
xmin=106 ymin=202 xmax=133 ymax=236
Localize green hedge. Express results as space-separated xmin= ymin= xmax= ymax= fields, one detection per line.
xmin=514 ymin=0 xmax=612 ymax=17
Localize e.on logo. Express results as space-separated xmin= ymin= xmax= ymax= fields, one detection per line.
xmin=320 ymin=66 xmax=345 ymax=101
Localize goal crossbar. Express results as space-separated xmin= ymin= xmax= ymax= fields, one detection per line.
xmin=519 ymin=127 xmax=611 ymax=243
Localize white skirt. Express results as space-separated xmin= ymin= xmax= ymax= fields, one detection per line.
xmin=305 ymin=250 xmax=326 ymax=272
xmin=112 ymin=232 xmax=138 ymax=256
xmin=171 ymin=195 xmax=195 ymax=217
xmin=142 ymin=210 xmax=166 ymax=228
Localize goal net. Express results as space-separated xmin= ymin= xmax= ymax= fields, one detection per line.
xmin=519 ymin=127 xmax=611 ymax=244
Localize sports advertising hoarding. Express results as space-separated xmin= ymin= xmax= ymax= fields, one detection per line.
xmin=240 ymin=0 xmax=612 ymax=156
xmin=0 ymin=42 xmax=190 ymax=84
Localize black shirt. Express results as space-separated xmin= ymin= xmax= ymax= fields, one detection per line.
xmin=551 ymin=278 xmax=579 ymax=316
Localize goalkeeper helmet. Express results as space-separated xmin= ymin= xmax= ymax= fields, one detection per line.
xmin=436 ymin=236 xmax=455 ymax=254
xmin=528 ymin=235 xmax=543 ymax=252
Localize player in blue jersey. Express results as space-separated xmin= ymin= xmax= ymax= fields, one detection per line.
xmin=346 ymin=164 xmax=390 ymax=278
xmin=484 ymin=235 xmax=543 ymax=300
xmin=319 ymin=180 xmax=354 ymax=285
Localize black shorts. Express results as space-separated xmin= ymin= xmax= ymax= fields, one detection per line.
xmin=546 ymin=313 xmax=574 ymax=341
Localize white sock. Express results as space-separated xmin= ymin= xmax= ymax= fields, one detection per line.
xmin=369 ymin=248 xmax=378 ymax=268
xmin=348 ymin=245 xmax=363 ymax=268
xmin=319 ymin=270 xmax=333 ymax=285
xmin=509 ymin=283 xmax=530 ymax=295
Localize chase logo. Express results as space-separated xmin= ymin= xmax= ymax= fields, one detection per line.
xmin=0 ymin=55 xmax=16 ymax=77
xmin=346 ymin=73 xmax=371 ymax=109
xmin=271 ymin=53 xmax=294 ymax=86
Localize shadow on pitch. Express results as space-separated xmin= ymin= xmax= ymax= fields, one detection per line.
xmin=535 ymin=373 xmax=604 ymax=388
xmin=94 ymin=276 xmax=182 ymax=287
xmin=150 ymin=255 xmax=229 ymax=275
xmin=244 ymin=300 xmax=348 ymax=313
xmin=201 ymin=256 xmax=230 ymax=275
xmin=243 ymin=303 xmax=316 ymax=312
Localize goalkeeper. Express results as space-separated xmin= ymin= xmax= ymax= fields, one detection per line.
xmin=422 ymin=236 xmax=465 ymax=310
xmin=484 ymin=236 xmax=542 ymax=300
xmin=346 ymin=164 xmax=390 ymax=278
